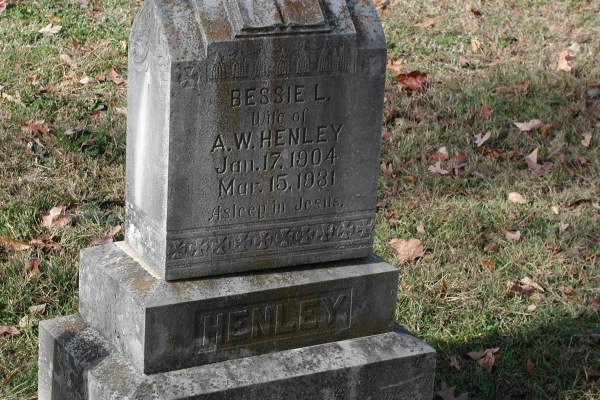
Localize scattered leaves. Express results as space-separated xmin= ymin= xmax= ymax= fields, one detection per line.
xmin=504 ymin=230 xmax=521 ymax=241
xmin=416 ymin=223 xmax=426 ymax=236
xmin=21 ymin=120 xmax=49 ymax=135
xmin=508 ymin=192 xmax=527 ymax=204
xmin=438 ymin=279 xmax=448 ymax=299
xmin=470 ymin=37 xmax=482 ymax=52
xmin=525 ymin=148 xmax=553 ymax=174
xmin=0 ymin=236 xmax=31 ymax=252
xmin=395 ymin=71 xmax=427 ymax=91
xmin=436 ymin=382 xmax=469 ymax=400
xmin=389 ymin=238 xmax=425 ymax=262
xmin=96 ymin=68 xmax=124 ymax=85
xmin=42 ymin=205 xmax=71 ymax=228
xmin=557 ymin=43 xmax=579 ymax=72
xmin=474 ymin=131 xmax=491 ymax=147
xmin=539 ymin=123 xmax=554 ymax=137
xmin=551 ymin=205 xmax=560 ymax=215
xmin=468 ymin=348 xmax=499 ymax=373
xmin=0 ymin=325 xmax=20 ymax=337
xmin=39 ymin=23 xmax=62 ymax=35
xmin=507 ymin=277 xmax=544 ymax=297
xmin=91 ymin=225 xmax=122 ymax=246
xmin=514 ymin=119 xmax=543 ymax=132
xmin=431 ymin=147 xmax=449 ymax=161
xmin=449 ymin=356 xmax=461 ymax=370
xmin=581 ymin=132 xmax=592 ymax=148
xmin=591 ymin=298 xmax=600 ymax=311
xmin=415 ymin=16 xmax=444 ymax=29
xmin=481 ymin=259 xmax=496 ymax=271
xmin=452 ymin=151 xmax=468 ymax=175
xmin=380 ymin=162 xmax=393 ymax=177
xmin=428 ymin=161 xmax=449 ymax=175
xmin=23 ymin=258 xmax=41 ymax=277
xmin=28 ymin=304 xmax=47 ymax=315
xmin=0 ymin=0 xmax=7 ymax=14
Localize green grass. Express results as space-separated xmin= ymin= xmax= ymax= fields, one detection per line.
xmin=1 ymin=0 xmax=599 ymax=399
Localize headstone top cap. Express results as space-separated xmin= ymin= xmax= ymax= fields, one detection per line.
xmin=233 ymin=0 xmax=328 ymax=35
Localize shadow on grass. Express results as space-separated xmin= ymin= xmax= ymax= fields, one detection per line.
xmin=430 ymin=311 xmax=600 ymax=400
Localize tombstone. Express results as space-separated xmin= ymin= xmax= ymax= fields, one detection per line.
xmin=37 ymin=0 xmax=437 ymax=398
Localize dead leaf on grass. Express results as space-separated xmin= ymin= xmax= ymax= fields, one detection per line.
xmin=97 ymin=68 xmax=124 ymax=85
xmin=438 ymin=279 xmax=448 ymax=299
xmin=591 ymin=298 xmax=600 ymax=311
xmin=470 ymin=37 xmax=482 ymax=52
xmin=507 ymin=277 xmax=544 ymax=297
xmin=21 ymin=120 xmax=49 ymax=135
xmin=29 ymin=234 xmax=58 ymax=251
xmin=481 ymin=259 xmax=495 ymax=271
xmin=514 ymin=119 xmax=543 ymax=132
xmin=508 ymin=192 xmax=527 ymax=204
xmin=504 ymin=230 xmax=521 ymax=241
xmin=0 ymin=236 xmax=31 ymax=252
xmin=389 ymin=238 xmax=424 ymax=262
xmin=91 ymin=225 xmax=122 ymax=246
xmin=0 ymin=0 xmax=7 ymax=14
xmin=387 ymin=58 xmax=405 ymax=75
xmin=558 ymin=222 xmax=570 ymax=234
xmin=449 ymin=356 xmax=461 ymax=370
xmin=28 ymin=304 xmax=46 ymax=315
xmin=431 ymin=147 xmax=449 ymax=161
xmin=539 ymin=123 xmax=554 ymax=137
xmin=527 ymin=359 xmax=536 ymax=373
xmin=495 ymin=81 xmax=529 ymax=95
xmin=416 ymin=223 xmax=425 ymax=236
xmin=551 ymin=205 xmax=560 ymax=215
xmin=415 ymin=16 xmax=444 ymax=29
xmin=39 ymin=23 xmax=62 ymax=34
xmin=468 ymin=347 xmax=499 ymax=373
xmin=525 ymin=148 xmax=553 ymax=174
xmin=395 ymin=71 xmax=427 ymax=91
xmin=452 ymin=151 xmax=468 ymax=175
xmin=428 ymin=161 xmax=450 ymax=175
xmin=557 ymin=44 xmax=579 ymax=72
xmin=474 ymin=131 xmax=491 ymax=147
xmin=380 ymin=162 xmax=393 ymax=177
xmin=436 ymin=381 xmax=469 ymax=400
xmin=42 ymin=205 xmax=71 ymax=228
xmin=581 ymin=132 xmax=592 ymax=148
xmin=23 ymin=258 xmax=40 ymax=277
xmin=0 ymin=325 xmax=20 ymax=337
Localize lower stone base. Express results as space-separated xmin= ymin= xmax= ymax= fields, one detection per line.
xmin=39 ymin=314 xmax=436 ymax=400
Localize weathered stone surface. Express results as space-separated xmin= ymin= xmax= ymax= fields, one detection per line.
xmin=79 ymin=242 xmax=399 ymax=374
xmin=39 ymin=314 xmax=436 ymax=400
xmin=125 ymin=0 xmax=387 ymax=280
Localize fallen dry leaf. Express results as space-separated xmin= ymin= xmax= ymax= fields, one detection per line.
xmin=428 ymin=161 xmax=450 ymax=175
xmin=525 ymin=148 xmax=553 ymax=174
xmin=470 ymin=37 xmax=481 ymax=52
xmin=0 ymin=0 xmax=7 ymax=14
xmin=507 ymin=277 xmax=544 ymax=297
xmin=504 ymin=230 xmax=521 ymax=241
xmin=91 ymin=225 xmax=122 ymax=246
xmin=29 ymin=233 xmax=59 ymax=251
xmin=551 ymin=205 xmax=560 ymax=215
xmin=21 ymin=120 xmax=49 ymax=135
xmin=468 ymin=348 xmax=499 ymax=373
xmin=464 ymin=3 xmax=482 ymax=17
xmin=508 ymin=192 xmax=527 ymax=204
xmin=97 ymin=68 xmax=124 ymax=85
xmin=449 ymin=356 xmax=461 ymax=370
xmin=438 ymin=279 xmax=449 ymax=299
xmin=0 ymin=236 xmax=31 ymax=252
xmin=514 ymin=119 xmax=543 ymax=132
xmin=452 ymin=151 xmax=468 ymax=175
xmin=581 ymin=132 xmax=592 ymax=148
xmin=39 ymin=23 xmax=62 ymax=34
xmin=481 ymin=259 xmax=496 ymax=271
xmin=0 ymin=325 xmax=20 ymax=337
xmin=42 ymin=205 xmax=71 ymax=228
xmin=395 ymin=71 xmax=427 ymax=91
xmin=474 ymin=131 xmax=491 ymax=147
xmin=415 ymin=16 xmax=444 ymax=29
xmin=562 ymin=287 xmax=574 ymax=295
xmin=380 ymin=162 xmax=393 ymax=177
xmin=389 ymin=238 xmax=425 ymax=262
xmin=436 ymin=381 xmax=469 ymax=400
xmin=478 ymin=106 xmax=492 ymax=120
xmin=79 ymin=76 xmax=94 ymax=85
xmin=416 ymin=224 xmax=426 ymax=235
xmin=28 ymin=304 xmax=46 ymax=315
xmin=387 ymin=58 xmax=405 ymax=75
xmin=484 ymin=242 xmax=500 ymax=253
xmin=539 ymin=123 xmax=554 ymax=137
xmin=23 ymin=258 xmax=41 ymax=277
xmin=591 ymin=298 xmax=600 ymax=311
xmin=558 ymin=222 xmax=570 ymax=234
xmin=431 ymin=147 xmax=449 ymax=161
xmin=527 ymin=304 xmax=537 ymax=312
xmin=557 ymin=44 xmax=579 ymax=72
xmin=495 ymin=81 xmax=530 ymax=95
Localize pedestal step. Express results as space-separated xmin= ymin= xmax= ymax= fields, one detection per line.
xmin=38 ymin=314 xmax=436 ymax=400
xmin=79 ymin=243 xmax=399 ymax=374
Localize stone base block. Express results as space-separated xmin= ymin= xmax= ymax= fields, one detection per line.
xmin=39 ymin=314 xmax=436 ymax=400
xmin=79 ymin=242 xmax=399 ymax=374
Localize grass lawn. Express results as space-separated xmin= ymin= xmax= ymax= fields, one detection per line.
xmin=1 ymin=0 xmax=599 ymax=399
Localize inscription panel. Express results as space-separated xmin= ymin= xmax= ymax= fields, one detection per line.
xmin=165 ymin=40 xmax=384 ymax=276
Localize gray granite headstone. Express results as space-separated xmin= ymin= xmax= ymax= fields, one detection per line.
xmin=125 ymin=0 xmax=387 ymax=280
xmin=38 ymin=0 xmax=437 ymax=398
